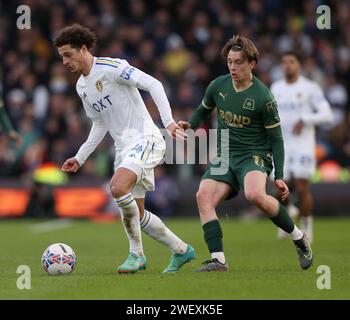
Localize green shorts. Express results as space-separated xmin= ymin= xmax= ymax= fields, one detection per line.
xmin=201 ymin=154 xmax=273 ymax=200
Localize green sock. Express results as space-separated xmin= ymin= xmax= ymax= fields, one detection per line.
xmin=269 ymin=203 xmax=295 ymax=233
xmin=202 ymin=220 xmax=223 ymax=253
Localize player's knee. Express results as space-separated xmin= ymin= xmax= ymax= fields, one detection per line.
xmin=110 ymin=181 xmax=131 ymax=199
xmin=245 ymin=190 xmax=266 ymax=207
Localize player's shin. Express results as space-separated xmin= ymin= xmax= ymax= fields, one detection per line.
xmin=115 ymin=193 xmax=144 ymax=256
xmin=270 ymin=203 xmax=304 ymax=240
xmin=141 ymin=210 xmax=187 ymax=254
xmin=203 ymin=219 xmax=226 ymax=264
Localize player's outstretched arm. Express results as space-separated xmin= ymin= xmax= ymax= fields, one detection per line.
xmin=119 ymin=66 xmax=175 ymax=128
xmin=125 ymin=68 xmax=187 ymax=141
xmin=71 ymin=119 xmax=107 ymax=170
xmin=186 ymin=103 xmax=214 ymax=130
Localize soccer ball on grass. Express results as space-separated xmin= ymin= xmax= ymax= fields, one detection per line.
xmin=41 ymin=243 xmax=76 ymax=275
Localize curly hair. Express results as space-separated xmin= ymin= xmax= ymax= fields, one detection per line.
xmin=53 ymin=24 xmax=96 ymax=49
xmin=221 ymin=35 xmax=259 ymax=63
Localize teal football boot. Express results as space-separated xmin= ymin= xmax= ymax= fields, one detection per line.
xmin=162 ymin=245 xmax=196 ymax=273
xmin=117 ymin=252 xmax=147 ymax=274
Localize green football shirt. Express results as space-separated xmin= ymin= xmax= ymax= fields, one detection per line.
xmin=188 ymin=73 xmax=285 ymax=179
xmin=202 ymin=74 xmax=280 ymax=155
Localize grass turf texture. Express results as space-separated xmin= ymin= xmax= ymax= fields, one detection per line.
xmin=0 ymin=217 xmax=349 ymax=299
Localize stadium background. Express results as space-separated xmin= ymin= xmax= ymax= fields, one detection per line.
xmin=0 ymin=0 xmax=349 ymax=219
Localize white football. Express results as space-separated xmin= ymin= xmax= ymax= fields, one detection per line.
xmin=41 ymin=243 xmax=77 ymax=275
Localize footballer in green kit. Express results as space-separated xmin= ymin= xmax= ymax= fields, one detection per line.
xmin=178 ymin=35 xmax=313 ymax=272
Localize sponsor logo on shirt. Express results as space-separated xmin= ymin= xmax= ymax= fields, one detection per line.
xmin=219 ymin=92 xmax=227 ymax=100
xmin=91 ymin=95 xmax=112 ymax=112
xmin=121 ymin=67 xmax=135 ymax=80
xmin=218 ymin=109 xmax=251 ymax=128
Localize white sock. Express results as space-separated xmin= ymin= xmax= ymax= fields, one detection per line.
xmin=290 ymin=225 xmax=304 ymax=241
xmin=115 ymin=193 xmax=144 ymax=256
xmin=141 ymin=210 xmax=188 ymax=254
xmin=211 ymin=252 xmax=226 ymax=264
xmin=300 ymin=216 xmax=313 ymax=242
xmin=287 ymin=203 xmax=300 ymax=220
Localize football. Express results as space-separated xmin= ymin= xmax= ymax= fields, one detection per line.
xmin=41 ymin=243 xmax=77 ymax=275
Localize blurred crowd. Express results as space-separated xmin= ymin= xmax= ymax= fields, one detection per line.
xmin=0 ymin=0 xmax=350 ymax=191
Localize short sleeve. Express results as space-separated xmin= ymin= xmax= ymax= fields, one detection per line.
xmin=262 ymin=91 xmax=281 ymax=129
xmin=202 ymin=80 xmax=216 ymax=110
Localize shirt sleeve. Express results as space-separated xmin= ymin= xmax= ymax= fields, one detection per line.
xmin=188 ymin=81 xmax=216 ymax=129
xmin=201 ymin=80 xmax=216 ymax=110
xmin=134 ymin=72 xmax=175 ymax=128
xmin=262 ymin=92 xmax=281 ymax=129
xmin=266 ymin=125 xmax=285 ymax=180
xmin=262 ymin=91 xmax=284 ymax=180
xmin=113 ymin=60 xmax=175 ymax=128
xmin=74 ymin=118 xmax=107 ymax=166
xmin=300 ymin=83 xmax=334 ymax=125
xmin=114 ymin=59 xmax=143 ymax=87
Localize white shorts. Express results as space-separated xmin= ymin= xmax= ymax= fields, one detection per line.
xmin=114 ymin=136 xmax=166 ymax=198
xmin=283 ymin=149 xmax=316 ymax=181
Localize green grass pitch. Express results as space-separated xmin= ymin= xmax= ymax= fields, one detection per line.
xmin=0 ymin=217 xmax=349 ymax=299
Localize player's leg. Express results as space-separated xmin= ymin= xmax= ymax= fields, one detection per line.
xmin=110 ymin=167 xmax=146 ymax=273
xmin=277 ymin=178 xmax=300 ymax=239
xmin=134 ymin=197 xmax=195 ymax=273
xmin=244 ymin=170 xmax=313 ymax=269
xmin=195 ymin=179 xmax=233 ymax=272
xmin=273 ymin=152 xmax=300 ymax=239
xmin=294 ymin=178 xmax=314 ymax=243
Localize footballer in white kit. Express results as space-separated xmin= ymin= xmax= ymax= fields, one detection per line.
xmin=271 ymin=51 xmax=333 ymax=242
xmin=55 ymin=24 xmax=195 ymax=274
xmin=74 ymin=56 xmax=168 ymax=198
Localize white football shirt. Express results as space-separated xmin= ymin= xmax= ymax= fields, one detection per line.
xmin=271 ymin=75 xmax=333 ymax=150
xmin=74 ymin=57 xmax=174 ymax=166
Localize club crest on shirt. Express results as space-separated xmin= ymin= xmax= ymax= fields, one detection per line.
xmin=242 ymin=98 xmax=255 ymax=110
xmin=95 ymin=80 xmax=103 ymax=92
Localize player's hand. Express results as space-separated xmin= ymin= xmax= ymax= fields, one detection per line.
xmin=61 ymin=157 xmax=81 ymax=173
xmin=177 ymin=120 xmax=191 ymax=130
xmin=167 ymin=121 xmax=188 ymax=142
xmin=274 ymin=179 xmax=289 ymax=201
xmin=8 ymin=130 xmax=22 ymax=147
xmin=292 ymin=120 xmax=304 ymax=135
